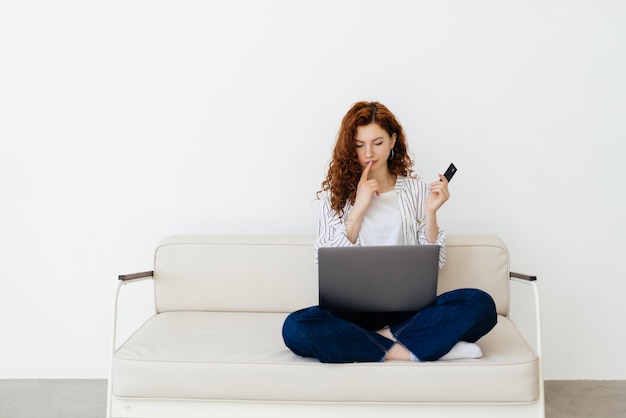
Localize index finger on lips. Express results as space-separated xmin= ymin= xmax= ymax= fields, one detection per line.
xmin=360 ymin=161 xmax=373 ymax=183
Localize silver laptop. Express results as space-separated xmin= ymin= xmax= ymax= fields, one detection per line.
xmin=318 ymin=245 xmax=440 ymax=312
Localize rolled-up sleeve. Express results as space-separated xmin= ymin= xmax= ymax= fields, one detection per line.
xmin=313 ymin=191 xmax=360 ymax=260
xmin=417 ymin=223 xmax=446 ymax=268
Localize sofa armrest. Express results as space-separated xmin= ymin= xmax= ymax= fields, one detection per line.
xmin=118 ymin=270 xmax=154 ymax=282
xmin=509 ymin=269 xmax=544 ymax=407
xmin=107 ymin=270 xmax=155 ymax=418
xmin=510 ymin=271 xmax=537 ymax=282
xmin=508 ymin=272 xmax=541 ymax=339
xmin=111 ymin=270 xmax=155 ymax=351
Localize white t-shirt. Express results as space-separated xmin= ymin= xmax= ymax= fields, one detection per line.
xmin=359 ymin=190 xmax=403 ymax=246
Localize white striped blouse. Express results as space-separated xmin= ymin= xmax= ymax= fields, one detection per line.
xmin=313 ymin=176 xmax=447 ymax=268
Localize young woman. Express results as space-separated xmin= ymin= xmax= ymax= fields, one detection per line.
xmin=282 ymin=101 xmax=497 ymax=363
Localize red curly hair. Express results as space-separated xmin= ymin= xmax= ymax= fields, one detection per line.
xmin=318 ymin=101 xmax=414 ymax=216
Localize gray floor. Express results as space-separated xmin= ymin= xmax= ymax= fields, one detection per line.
xmin=0 ymin=379 xmax=624 ymax=418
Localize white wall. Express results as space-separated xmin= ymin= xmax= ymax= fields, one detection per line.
xmin=1 ymin=0 xmax=624 ymax=379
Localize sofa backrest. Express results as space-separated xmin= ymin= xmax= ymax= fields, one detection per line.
xmin=153 ymin=234 xmax=510 ymax=315
xmin=439 ymin=235 xmax=510 ymax=316
xmin=153 ymin=235 xmax=318 ymax=313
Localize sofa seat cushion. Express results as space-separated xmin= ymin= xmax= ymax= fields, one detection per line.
xmin=112 ymin=311 xmax=538 ymax=403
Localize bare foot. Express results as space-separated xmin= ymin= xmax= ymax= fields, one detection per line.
xmin=376 ymin=327 xmax=412 ymax=361
xmin=385 ymin=343 xmax=412 ymax=361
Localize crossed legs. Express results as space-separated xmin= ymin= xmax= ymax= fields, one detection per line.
xmin=282 ymin=288 xmax=497 ymax=363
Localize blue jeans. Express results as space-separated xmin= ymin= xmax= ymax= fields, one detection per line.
xmin=282 ymin=288 xmax=497 ymax=363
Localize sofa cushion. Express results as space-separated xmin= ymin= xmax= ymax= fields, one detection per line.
xmin=153 ymin=235 xmax=318 ymax=313
xmin=112 ymin=311 xmax=538 ymax=403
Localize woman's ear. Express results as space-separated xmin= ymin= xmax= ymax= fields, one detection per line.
xmin=390 ymin=132 xmax=397 ymax=149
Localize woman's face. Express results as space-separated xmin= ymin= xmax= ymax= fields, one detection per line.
xmin=354 ymin=123 xmax=396 ymax=173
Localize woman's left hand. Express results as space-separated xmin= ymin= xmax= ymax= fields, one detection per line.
xmin=426 ymin=174 xmax=450 ymax=213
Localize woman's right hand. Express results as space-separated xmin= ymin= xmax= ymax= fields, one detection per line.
xmin=345 ymin=161 xmax=378 ymax=243
xmin=353 ymin=161 xmax=379 ymax=212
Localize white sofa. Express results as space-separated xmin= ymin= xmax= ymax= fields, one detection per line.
xmin=106 ymin=234 xmax=544 ymax=418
